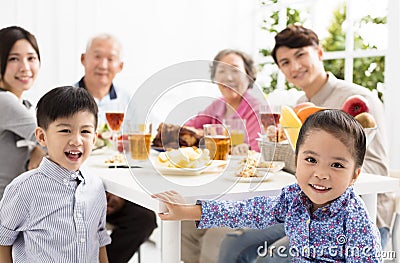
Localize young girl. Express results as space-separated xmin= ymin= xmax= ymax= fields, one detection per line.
xmin=153 ymin=109 xmax=382 ymax=262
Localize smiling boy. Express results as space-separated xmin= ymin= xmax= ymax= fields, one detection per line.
xmin=0 ymin=86 xmax=110 ymax=262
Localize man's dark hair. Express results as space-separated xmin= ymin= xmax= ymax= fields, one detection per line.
xmin=36 ymin=86 xmax=98 ymax=130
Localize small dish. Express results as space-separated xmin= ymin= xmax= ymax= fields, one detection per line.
xmin=256 ymin=161 xmax=285 ymax=173
xmin=99 ymin=154 xmax=127 ymax=167
xmin=222 ymin=171 xmax=271 ymax=183
xmin=156 ymin=160 xmax=226 ymax=176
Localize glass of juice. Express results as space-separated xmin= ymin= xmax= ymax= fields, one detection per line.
xmin=223 ymin=119 xmax=246 ymax=147
xmin=128 ymin=123 xmax=152 ymax=160
xmin=203 ymin=124 xmax=230 ymax=160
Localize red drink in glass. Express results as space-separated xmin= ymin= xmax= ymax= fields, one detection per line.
xmin=106 ymin=112 xmax=125 ymax=132
xmin=260 ymin=112 xmax=280 ymax=129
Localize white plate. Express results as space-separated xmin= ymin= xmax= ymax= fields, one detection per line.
xmin=222 ymin=171 xmax=271 ymax=183
xmin=156 ymin=160 xmax=226 ymax=176
xmin=256 ymin=161 xmax=285 ymax=173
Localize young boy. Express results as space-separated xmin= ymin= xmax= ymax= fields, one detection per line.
xmin=0 ymin=86 xmax=111 ymax=262
xmin=153 ymin=109 xmax=382 ymax=262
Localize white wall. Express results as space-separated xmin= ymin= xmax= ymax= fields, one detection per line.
xmin=1 ymin=0 xmax=259 ymax=104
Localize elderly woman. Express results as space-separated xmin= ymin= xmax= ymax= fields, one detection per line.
xmin=182 ymin=49 xmax=263 ymax=263
xmin=185 ymin=49 xmax=262 ymax=153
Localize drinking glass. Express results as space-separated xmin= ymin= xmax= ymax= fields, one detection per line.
xmin=260 ymin=104 xmax=281 ymax=142
xmin=128 ymin=123 xmax=152 ymax=161
xmin=223 ymin=119 xmax=246 ymax=147
xmin=105 ymin=111 xmax=125 ymax=152
xmin=203 ymin=124 xmax=230 ymax=160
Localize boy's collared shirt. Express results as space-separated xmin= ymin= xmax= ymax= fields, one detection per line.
xmin=197 ymin=183 xmax=382 ymax=262
xmin=0 ymin=157 xmax=111 ymax=262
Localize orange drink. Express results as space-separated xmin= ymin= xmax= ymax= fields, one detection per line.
xmin=203 ymin=124 xmax=230 ymax=160
xmin=204 ymin=135 xmax=230 ymax=160
xmin=224 ymin=119 xmax=246 ymax=147
xmin=128 ymin=123 xmax=152 ymax=160
xmin=129 ymin=134 xmax=151 ymax=160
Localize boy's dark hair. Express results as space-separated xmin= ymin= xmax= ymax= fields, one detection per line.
xmin=271 ymin=24 xmax=319 ymax=64
xmin=210 ymin=49 xmax=257 ymax=89
xmin=36 ymin=86 xmax=98 ymax=130
xmin=295 ymin=109 xmax=366 ymax=169
xmin=0 ymin=26 xmax=40 ymax=79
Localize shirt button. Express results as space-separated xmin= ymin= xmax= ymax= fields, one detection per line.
xmin=63 ymin=178 xmax=68 ymax=185
xmin=77 ymin=213 xmax=82 ymax=218
xmin=80 ymin=238 xmax=86 ymax=243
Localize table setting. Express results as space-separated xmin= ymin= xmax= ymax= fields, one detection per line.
xmin=83 ymin=105 xmax=399 ymax=263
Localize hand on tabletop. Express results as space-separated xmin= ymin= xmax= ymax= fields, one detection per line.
xmin=151 ymin=190 xmax=201 ymax=221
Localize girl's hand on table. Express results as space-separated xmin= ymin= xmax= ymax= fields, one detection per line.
xmin=152 ymin=190 xmax=201 ymax=221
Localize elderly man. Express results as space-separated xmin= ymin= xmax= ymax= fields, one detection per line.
xmin=75 ymin=33 xmax=157 ymax=263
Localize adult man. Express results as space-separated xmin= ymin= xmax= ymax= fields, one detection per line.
xmin=217 ymin=25 xmax=394 ymax=263
xmin=76 ymin=34 xmax=157 ymax=263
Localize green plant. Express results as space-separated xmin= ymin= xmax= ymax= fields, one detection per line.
xmin=322 ymin=4 xmax=385 ymax=100
xmin=259 ymin=0 xmax=304 ymax=93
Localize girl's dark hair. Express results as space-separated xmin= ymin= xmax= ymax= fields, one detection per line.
xmin=36 ymin=86 xmax=98 ymax=130
xmin=295 ymin=109 xmax=366 ymax=169
xmin=271 ymin=24 xmax=319 ymax=64
xmin=0 ymin=26 xmax=40 ymax=78
xmin=210 ymin=49 xmax=257 ymax=89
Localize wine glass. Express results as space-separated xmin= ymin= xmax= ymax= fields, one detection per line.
xmin=105 ymin=111 xmax=125 ymax=152
xmin=260 ymin=104 xmax=281 ymax=142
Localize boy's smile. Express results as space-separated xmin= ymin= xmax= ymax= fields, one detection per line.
xmin=36 ymin=111 xmax=96 ymax=171
xmin=295 ymin=130 xmax=360 ymax=212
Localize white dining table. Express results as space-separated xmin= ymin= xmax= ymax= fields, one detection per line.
xmin=82 ymin=150 xmax=400 ymax=263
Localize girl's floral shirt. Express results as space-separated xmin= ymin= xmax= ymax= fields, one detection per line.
xmin=197 ymin=183 xmax=382 ymax=262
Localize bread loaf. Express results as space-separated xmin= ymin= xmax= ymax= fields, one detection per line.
xmin=152 ymin=123 xmax=202 ymax=149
